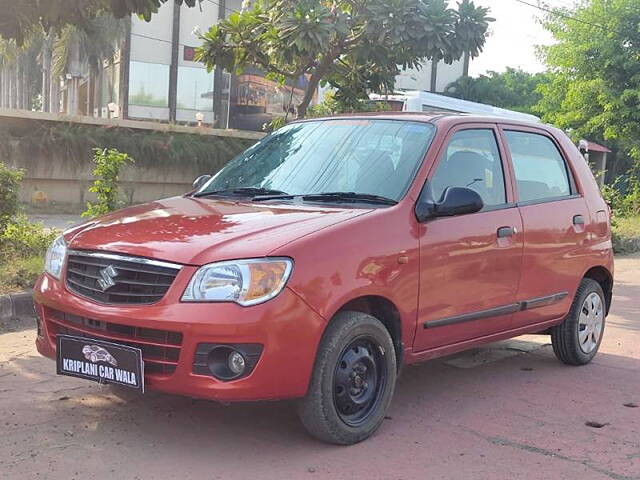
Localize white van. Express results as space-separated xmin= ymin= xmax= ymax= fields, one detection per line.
xmin=369 ymin=90 xmax=540 ymax=123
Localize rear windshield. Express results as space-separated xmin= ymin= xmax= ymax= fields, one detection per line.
xmin=199 ymin=119 xmax=436 ymax=201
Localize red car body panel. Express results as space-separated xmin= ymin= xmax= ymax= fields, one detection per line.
xmin=66 ymin=196 xmax=372 ymax=265
xmin=34 ymin=274 xmax=327 ymax=401
xmin=34 ymin=113 xmax=614 ymax=402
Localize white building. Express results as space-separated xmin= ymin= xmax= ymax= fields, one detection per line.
xmin=67 ymin=0 xmax=309 ymax=131
xmin=395 ymin=59 xmax=465 ymax=93
xmin=30 ymin=2 xmax=475 ymax=131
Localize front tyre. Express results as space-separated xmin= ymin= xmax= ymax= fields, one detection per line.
xmin=297 ymin=311 xmax=397 ymax=445
xmin=551 ymin=278 xmax=606 ymax=365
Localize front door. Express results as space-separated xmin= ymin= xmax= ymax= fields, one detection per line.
xmin=413 ymin=126 xmax=523 ymax=352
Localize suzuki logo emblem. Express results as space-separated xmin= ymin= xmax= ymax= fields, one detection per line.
xmin=97 ymin=265 xmax=118 ymax=291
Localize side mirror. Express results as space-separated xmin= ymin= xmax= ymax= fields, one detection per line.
xmin=416 ymin=186 xmax=484 ymax=222
xmin=192 ymin=174 xmax=211 ymax=191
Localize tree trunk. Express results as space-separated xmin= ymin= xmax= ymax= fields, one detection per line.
xmin=50 ymin=73 xmax=60 ymax=113
xmin=22 ymin=58 xmax=30 ymax=110
xmin=119 ymin=18 xmax=131 ymax=120
xmin=295 ymin=43 xmax=344 ymax=119
xmin=88 ymin=71 xmax=95 ymax=116
xmin=2 ymin=67 xmax=8 ymax=108
xmin=42 ymin=36 xmax=52 ymax=112
xmin=213 ymin=0 xmax=226 ymax=128
xmin=15 ymin=59 xmax=23 ymax=109
xmin=430 ymin=60 xmax=438 ymax=93
xmin=9 ymin=64 xmax=17 ymax=109
xmin=463 ymin=52 xmax=470 ymax=77
xmin=296 ymin=53 xmax=340 ymax=119
xmin=168 ymin=0 xmax=181 ymax=122
xmin=296 ymin=75 xmax=320 ymax=119
xmin=0 ymin=67 xmax=5 ymax=108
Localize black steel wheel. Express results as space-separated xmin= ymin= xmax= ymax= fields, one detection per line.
xmin=333 ymin=336 xmax=387 ymax=427
xmin=297 ymin=311 xmax=397 ymax=445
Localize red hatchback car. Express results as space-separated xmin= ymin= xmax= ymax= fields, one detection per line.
xmin=35 ymin=114 xmax=613 ymax=444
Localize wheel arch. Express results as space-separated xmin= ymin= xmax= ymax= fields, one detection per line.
xmin=583 ymin=265 xmax=613 ymax=315
xmin=333 ymin=295 xmax=404 ymax=369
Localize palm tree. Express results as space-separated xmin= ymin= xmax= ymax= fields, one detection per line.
xmin=0 ymin=32 xmax=45 ymax=110
xmin=428 ymin=0 xmax=492 ymax=92
xmin=51 ymin=14 xmax=126 ymax=115
xmin=455 ymin=0 xmax=494 ymax=77
xmin=52 ymin=15 xmax=126 ymax=79
xmin=1 ymin=13 xmax=125 ymax=113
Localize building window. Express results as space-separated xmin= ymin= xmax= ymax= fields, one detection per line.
xmin=128 ymin=61 xmax=170 ymax=107
xmin=177 ymin=66 xmax=214 ymax=111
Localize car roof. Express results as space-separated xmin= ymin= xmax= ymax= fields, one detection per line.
xmin=295 ymin=112 xmax=552 ymax=132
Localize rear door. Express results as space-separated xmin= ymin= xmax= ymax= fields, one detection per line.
xmin=413 ymin=125 xmax=524 ymax=352
xmin=500 ymin=126 xmax=590 ymax=328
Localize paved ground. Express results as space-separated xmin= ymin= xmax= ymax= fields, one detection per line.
xmin=1 ymin=256 xmax=638 ymax=480
xmin=27 ymin=214 xmax=83 ymax=231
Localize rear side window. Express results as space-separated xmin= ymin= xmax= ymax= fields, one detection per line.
xmin=504 ymin=131 xmax=572 ymax=203
xmin=431 ymin=129 xmax=506 ymax=207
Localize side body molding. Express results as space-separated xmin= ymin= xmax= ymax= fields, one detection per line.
xmin=424 ymin=292 xmax=569 ymax=329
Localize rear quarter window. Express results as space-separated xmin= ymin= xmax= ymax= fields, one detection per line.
xmin=504 ymin=131 xmax=572 ymax=203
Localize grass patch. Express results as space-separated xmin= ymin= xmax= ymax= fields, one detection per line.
xmin=614 ymin=216 xmax=640 ymax=237
xmin=0 ymin=216 xmax=58 ymax=294
xmin=0 ymin=255 xmax=45 ymax=294
xmin=613 ymin=216 xmax=640 ymax=254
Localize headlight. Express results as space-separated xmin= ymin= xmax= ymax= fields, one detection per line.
xmin=44 ymin=235 xmax=67 ymax=280
xmin=182 ymin=258 xmax=293 ymax=306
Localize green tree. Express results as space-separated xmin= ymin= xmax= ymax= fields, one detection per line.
xmin=83 ymin=148 xmax=135 ymax=218
xmin=0 ymin=162 xmax=24 ymax=233
xmin=536 ymin=0 xmax=640 ymax=162
xmin=0 ymin=0 xmax=199 ymax=44
xmin=196 ymin=0 xmax=493 ymax=118
xmin=444 ymin=68 xmax=550 ymax=116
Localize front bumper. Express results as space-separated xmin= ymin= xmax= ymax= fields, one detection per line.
xmin=33 ymin=270 xmax=327 ymax=402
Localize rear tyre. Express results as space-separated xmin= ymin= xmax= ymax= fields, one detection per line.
xmin=551 ymin=278 xmax=606 ymax=366
xmin=297 ymin=311 xmax=397 ymax=445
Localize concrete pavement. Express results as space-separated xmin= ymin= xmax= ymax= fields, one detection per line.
xmin=0 ymin=255 xmax=638 ymax=480
xmin=27 ymin=214 xmax=83 ymax=231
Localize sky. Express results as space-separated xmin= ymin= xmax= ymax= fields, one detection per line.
xmin=464 ymin=0 xmax=575 ymax=76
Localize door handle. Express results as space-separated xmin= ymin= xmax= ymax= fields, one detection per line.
xmin=573 ymin=214 xmax=585 ymax=225
xmin=497 ymin=226 xmax=516 ymax=238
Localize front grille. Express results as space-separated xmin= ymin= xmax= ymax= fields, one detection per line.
xmin=65 ymin=250 xmax=181 ymax=305
xmin=46 ymin=308 xmax=182 ymax=375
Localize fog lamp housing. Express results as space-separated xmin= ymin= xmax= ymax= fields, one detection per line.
xmin=193 ymin=343 xmax=263 ymax=381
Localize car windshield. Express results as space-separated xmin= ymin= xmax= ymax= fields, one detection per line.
xmin=197 ymin=119 xmax=436 ymax=202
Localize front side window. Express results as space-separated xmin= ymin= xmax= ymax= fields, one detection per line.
xmin=430 ymin=129 xmax=507 ymax=207
xmin=199 ymin=119 xmax=436 ymax=202
xmin=504 ymin=131 xmax=572 ymax=202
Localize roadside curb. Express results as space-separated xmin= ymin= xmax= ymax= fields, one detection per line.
xmin=0 ymin=291 xmax=35 ymax=329
xmin=613 ymin=236 xmax=640 ymax=255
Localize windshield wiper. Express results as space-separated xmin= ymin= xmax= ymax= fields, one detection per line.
xmin=193 ymin=187 xmax=289 ymax=198
xmin=301 ymin=192 xmax=398 ymax=206
xmin=251 ymin=191 xmax=397 ymax=205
